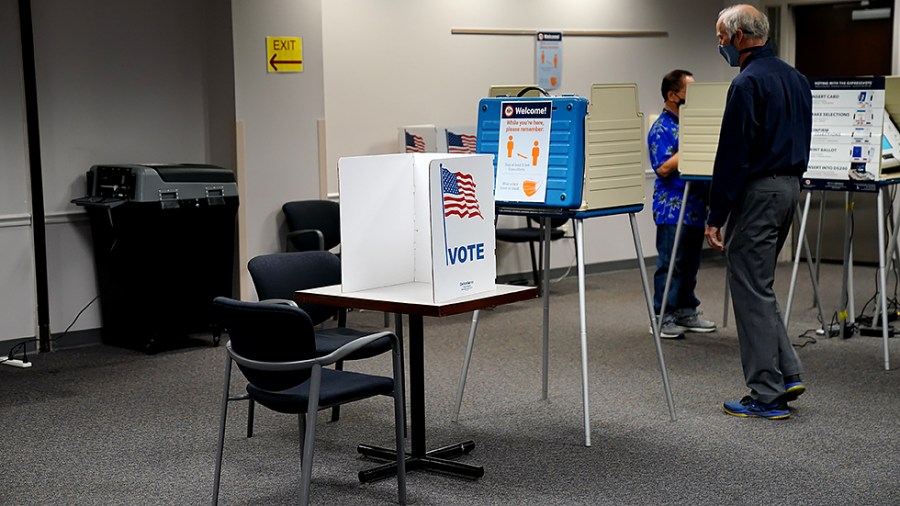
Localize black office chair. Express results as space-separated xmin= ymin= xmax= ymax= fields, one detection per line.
xmin=281 ymin=200 xmax=393 ymax=327
xmin=211 ymin=297 xmax=406 ymax=506
xmin=495 ymin=216 xmax=569 ymax=290
xmin=282 ymin=200 xmax=341 ymax=252
xmin=247 ymin=251 xmax=394 ymax=426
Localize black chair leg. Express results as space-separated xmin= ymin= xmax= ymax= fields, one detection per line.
xmin=247 ymin=398 xmax=255 ymax=438
xmin=331 ymin=361 xmax=343 ymax=422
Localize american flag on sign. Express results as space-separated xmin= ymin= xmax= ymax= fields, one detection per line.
xmin=446 ymin=131 xmax=477 ymax=154
xmin=405 ymin=131 xmax=425 ymax=153
xmin=441 ymin=165 xmax=483 ymax=219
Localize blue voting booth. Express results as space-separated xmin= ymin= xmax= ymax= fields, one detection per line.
xmin=454 ymin=85 xmax=675 ymax=447
xmin=477 ymin=95 xmax=588 ymax=209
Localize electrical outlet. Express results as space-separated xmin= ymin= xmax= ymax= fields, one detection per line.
xmin=0 ymin=356 xmax=32 ymax=368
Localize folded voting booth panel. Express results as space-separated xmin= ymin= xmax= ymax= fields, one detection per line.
xmin=679 ymin=82 xmax=730 ymax=178
xmin=338 ymin=153 xmax=496 ymax=303
xmin=582 ymin=83 xmax=645 ymax=210
xmin=476 ymin=84 xmax=645 ymax=212
xmin=398 ymin=125 xmax=438 ymax=153
xmin=488 ymin=85 xmax=545 ymax=98
xmin=441 ymin=127 xmax=478 ymax=154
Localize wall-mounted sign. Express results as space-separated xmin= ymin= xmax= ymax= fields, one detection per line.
xmin=535 ymin=31 xmax=562 ymax=91
xmin=266 ymin=36 xmax=303 ymax=73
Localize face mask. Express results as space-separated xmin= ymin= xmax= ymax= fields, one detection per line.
xmin=719 ymin=43 xmax=741 ymax=67
xmin=676 ymin=96 xmax=686 ymax=107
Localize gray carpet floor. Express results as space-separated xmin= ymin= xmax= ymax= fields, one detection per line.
xmin=2 ymin=257 xmax=899 ymax=505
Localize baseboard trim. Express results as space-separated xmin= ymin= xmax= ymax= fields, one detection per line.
xmin=0 ymin=328 xmax=104 ymax=358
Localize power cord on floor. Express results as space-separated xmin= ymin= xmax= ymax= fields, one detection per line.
xmin=794 ymin=329 xmax=818 ymax=348
xmin=0 ymin=295 xmax=99 ymax=368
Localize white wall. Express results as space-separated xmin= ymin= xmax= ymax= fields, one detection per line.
xmin=231 ymin=0 xmax=326 ymax=269
xmin=321 ymin=0 xmax=735 ymax=275
xmin=0 ymin=0 xmax=38 ymax=342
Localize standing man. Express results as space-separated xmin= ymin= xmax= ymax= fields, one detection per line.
xmin=706 ymin=4 xmax=812 ymax=419
xmin=648 ymin=69 xmax=717 ymax=339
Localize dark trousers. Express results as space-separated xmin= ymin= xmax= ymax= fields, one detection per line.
xmin=725 ymin=174 xmax=803 ymax=403
xmin=653 ymin=224 xmax=704 ymax=317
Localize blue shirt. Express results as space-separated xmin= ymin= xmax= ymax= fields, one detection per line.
xmin=707 ymin=43 xmax=813 ymax=227
xmin=648 ymin=108 xmax=709 ymax=227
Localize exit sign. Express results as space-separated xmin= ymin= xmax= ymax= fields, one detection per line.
xmin=266 ymin=36 xmax=303 ymax=73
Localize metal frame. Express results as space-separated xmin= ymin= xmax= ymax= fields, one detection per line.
xmin=452 ymin=207 xmax=677 ymax=447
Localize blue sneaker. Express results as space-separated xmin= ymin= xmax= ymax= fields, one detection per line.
xmin=723 ymin=396 xmax=790 ymax=419
xmin=782 ymin=381 xmax=806 ymax=402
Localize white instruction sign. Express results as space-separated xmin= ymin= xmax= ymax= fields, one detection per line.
xmin=494 ymin=101 xmax=552 ymax=203
xmin=803 ymin=77 xmax=885 ymax=192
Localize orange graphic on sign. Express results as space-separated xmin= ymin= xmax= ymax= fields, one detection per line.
xmin=523 ymin=180 xmax=538 ymax=197
xmin=507 ymin=136 xmax=515 ymax=158
xmin=531 ymin=141 xmax=541 ymax=166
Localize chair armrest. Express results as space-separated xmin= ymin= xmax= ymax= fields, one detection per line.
xmin=313 ymin=331 xmax=398 ymax=365
xmin=258 ymin=298 xmax=298 ymax=307
xmin=226 ymin=331 xmax=398 ymax=372
xmin=286 ymin=229 xmax=325 ymax=251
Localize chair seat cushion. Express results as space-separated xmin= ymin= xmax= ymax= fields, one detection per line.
xmin=495 ymin=228 xmax=565 ymax=243
xmin=247 ymin=368 xmax=394 ymax=414
xmin=314 ymin=327 xmax=393 ymax=360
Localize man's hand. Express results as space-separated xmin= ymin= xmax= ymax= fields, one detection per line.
xmin=705 ymin=225 xmax=724 ymax=252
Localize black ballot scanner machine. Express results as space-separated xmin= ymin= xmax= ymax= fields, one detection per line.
xmin=73 ymin=163 xmax=239 ymax=353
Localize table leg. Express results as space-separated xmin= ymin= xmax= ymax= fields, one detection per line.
xmin=358 ymin=314 xmax=485 ymax=482
xmin=877 ymin=189 xmax=891 ymax=370
xmin=574 ymin=218 xmax=591 ymax=447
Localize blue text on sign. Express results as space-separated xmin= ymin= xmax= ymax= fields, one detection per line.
xmin=447 ymin=242 xmax=485 ymax=265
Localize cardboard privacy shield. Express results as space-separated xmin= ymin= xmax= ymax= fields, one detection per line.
xmin=338 ymin=153 xmax=496 ymax=303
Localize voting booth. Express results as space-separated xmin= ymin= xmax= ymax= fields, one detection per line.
xmin=469 ymin=83 xmax=678 ymax=447
xmin=398 ymin=125 xmax=438 ymax=153
xmin=338 ymin=153 xmax=496 ymax=303
xmin=582 ymin=83 xmax=646 ymax=210
xmin=679 ymin=82 xmax=730 ymax=178
xmin=476 ymin=83 xmax=645 ymax=212
xmin=679 ymin=76 xmax=900 ymax=369
xmin=801 ymin=76 xmax=900 ymax=190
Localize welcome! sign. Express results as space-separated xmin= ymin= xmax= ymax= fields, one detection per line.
xmin=338 ymin=153 xmax=495 ymax=303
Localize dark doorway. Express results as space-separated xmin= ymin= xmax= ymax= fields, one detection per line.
xmin=795 ymin=1 xmax=893 ymax=77
xmin=793 ymin=1 xmax=894 ymax=264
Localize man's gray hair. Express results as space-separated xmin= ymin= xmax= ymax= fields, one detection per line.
xmin=718 ymin=4 xmax=769 ymax=39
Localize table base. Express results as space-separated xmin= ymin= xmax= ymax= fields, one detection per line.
xmin=357 ymin=441 xmax=484 ymax=482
